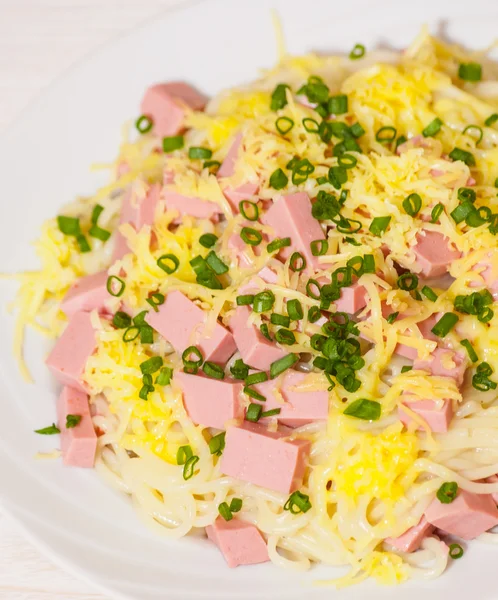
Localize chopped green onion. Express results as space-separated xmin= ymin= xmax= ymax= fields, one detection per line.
xmin=188 ymin=146 xmax=212 ymax=160
xmin=318 ymin=121 xmax=332 ymax=143
xmin=57 ymin=215 xmax=80 ymax=236
xmin=307 ymin=306 xmax=321 ymax=323
xmin=146 ymin=293 xmax=165 ymax=312
xmin=401 ymin=366 xmax=413 ymax=373
xmin=123 ymin=326 xmax=140 ymax=342
xmin=349 ymin=43 xmax=366 ymax=60
xmin=140 ymin=325 xmax=154 ymax=344
xmin=182 ymin=346 xmax=203 ymax=374
xmin=337 ymin=154 xmax=357 ymax=169
xmin=302 ymin=118 xmax=320 ymax=133
xmin=162 ymin=135 xmax=184 ymax=152
xmin=140 ymin=356 xmax=163 ymax=375
xmin=422 ymin=117 xmax=443 ymax=137
xmin=292 ymin=158 xmax=315 ymax=185
xmin=270 ymin=353 xmax=299 ymax=379
xmin=299 ymin=75 xmax=329 ymax=104
xmin=395 ymin=135 xmax=407 ymax=149
xmin=218 ymin=502 xmax=233 ymax=521
xmin=197 ymin=270 xmax=223 ymax=290
xmin=431 ymin=312 xmax=459 ymax=337
xmin=449 ymin=543 xmax=464 ymax=559
xmin=229 ymin=497 xmax=242 ymax=512
xmin=347 ymin=255 xmax=363 ymax=276
xmin=284 ymin=491 xmax=312 ymax=514
xmin=369 ymin=216 xmax=391 ymax=237
xmin=206 ymin=251 xmax=229 ymax=275
xmin=239 ymin=200 xmax=259 ymax=221
xmin=478 ymin=306 xmax=494 ymax=323
xmin=267 ymin=237 xmax=291 ymax=253
xmin=397 ymin=273 xmax=418 ymax=291
xmin=275 ymin=329 xmax=296 ymax=345
xmin=157 ymin=253 xmax=179 ymax=274
xmin=183 ymin=455 xmax=200 ymax=480
xmin=89 ymin=226 xmax=111 ymax=242
xmin=275 ymin=116 xmax=294 ymax=135
xmin=135 ymin=115 xmax=153 ymax=134
xmin=458 ymin=187 xmax=476 ymax=203
xmin=156 ymin=366 xmax=173 ymax=386
xmin=310 ymin=239 xmax=328 ymax=256
xmin=203 ymin=361 xmax=225 ymax=380
xmin=66 ymin=414 xmax=82 ymax=429
xmin=402 ymin=193 xmax=422 ymax=217
xmin=139 ymin=383 xmax=153 ymax=400
xmin=113 ymin=311 xmax=131 ymax=329
xmin=460 ymin=339 xmax=478 ymax=362
xmin=363 ymin=254 xmax=375 ymax=273
xmin=375 ymin=126 xmax=397 ymax=143
xmin=91 ymin=204 xmax=104 ymax=225
xmin=449 ymin=147 xmax=476 ymax=167
xmin=270 ymin=313 xmax=291 ymax=328
xmin=76 ymin=235 xmax=91 ymax=253
xmin=244 ymin=386 xmax=266 ymax=402
xmin=261 ymin=408 xmax=281 ymax=418
xmin=199 ymin=233 xmax=218 ymax=248
xmin=230 ymin=359 xmax=249 ymax=380
xmin=209 ymin=432 xmax=226 ymax=456
xmin=287 ymin=299 xmax=303 ymax=321
xmin=458 ymin=62 xmax=482 ymax=82
xmin=306 ymin=278 xmax=321 ymax=300
xmin=431 ymin=203 xmax=444 ymax=223
xmin=344 ymin=236 xmax=361 ymax=246
xmin=246 ymin=403 xmax=263 ymax=422
xmin=436 ymin=481 xmax=458 ymax=504
xmin=270 ymin=83 xmax=290 ymax=111
xmin=176 ymin=445 xmax=193 ymax=465
xmin=451 ymin=200 xmax=475 ymax=224
xmin=328 ymin=166 xmax=347 ymax=189
xmin=289 ymin=251 xmax=306 ymax=272
xmin=240 ymin=227 xmax=263 ymax=246
xmin=236 ymin=294 xmax=254 ymax=306
xmin=466 ymin=207 xmax=490 ymax=228
xmin=269 ymin=168 xmax=288 ymax=190
xmin=421 ymin=286 xmax=438 ymax=302
xmin=485 ymin=113 xmax=498 ymax=127
xmin=253 ymin=290 xmax=275 ymax=313
xmin=386 ymin=311 xmax=399 ymax=324
xmin=350 ymin=122 xmax=365 ymax=138
xmin=34 ymin=423 xmax=60 ymax=435
xmin=260 ymin=323 xmax=272 ymax=340
xmin=316 ymin=175 xmax=328 ymax=185
xmin=107 ymin=275 xmax=125 ymax=297
xmin=463 ymin=124 xmax=483 ymax=144
xmin=328 ymin=95 xmax=348 ymax=115
xmin=203 ymin=160 xmax=221 ymax=173
xmin=344 ymin=398 xmax=381 ymax=421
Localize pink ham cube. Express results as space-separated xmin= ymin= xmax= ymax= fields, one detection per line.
xmin=261 ymin=192 xmax=326 ymax=273
xmin=163 ymin=191 xmax=222 ymax=220
xmin=175 ymin=372 xmax=243 ymax=429
xmin=221 ymin=421 xmax=311 ymax=494
xmin=229 ymin=306 xmax=286 ymax=371
xmin=334 ymin=282 xmax=367 ymax=314
xmin=140 ymin=82 xmax=208 ymax=138
xmin=412 ymin=230 xmax=462 ymax=278
xmin=386 ymin=517 xmax=434 ymax=553
xmin=217 ymin=133 xmax=242 ymax=179
xmin=399 ymin=396 xmax=453 ymax=433
xmin=57 ymin=386 xmax=97 ymax=468
xmin=414 ymin=348 xmax=467 ymax=387
xmin=120 ymin=183 xmax=161 ymax=231
xmin=472 ymin=255 xmax=498 ymax=299
xmin=206 ymin=517 xmax=269 ymax=568
xmin=145 ymin=291 xmax=236 ymax=363
xmin=251 ymin=370 xmax=328 ymax=427
xmin=425 ymin=489 xmax=498 ymax=540
xmin=46 ymin=311 xmax=97 ymax=393
xmin=60 ymin=271 xmax=110 ymax=318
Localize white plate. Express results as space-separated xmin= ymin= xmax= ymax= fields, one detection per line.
xmin=1 ymin=0 xmax=498 ymax=598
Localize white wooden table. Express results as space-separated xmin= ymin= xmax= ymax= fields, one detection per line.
xmin=0 ymin=2 xmax=186 ymax=597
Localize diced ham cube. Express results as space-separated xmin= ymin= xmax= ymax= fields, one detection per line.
xmin=140 ymin=82 xmax=208 ymax=138
xmin=206 ymin=517 xmax=269 ymax=568
xmin=121 ymin=183 xmax=161 ymax=231
xmin=175 ymin=371 xmax=243 ymax=429
xmin=471 ymin=256 xmax=498 ymax=299
xmin=261 ymin=192 xmax=325 ymax=272
xmin=251 ymin=370 xmax=328 ymax=427
xmin=223 ymin=183 xmax=260 ymax=213
xmin=414 ymin=348 xmax=467 ymax=387
xmin=46 ymin=312 xmax=97 ymax=393
xmin=334 ymin=282 xmax=367 ymax=314
xmin=221 ymin=421 xmax=311 ymax=494
xmin=145 ymin=291 xmax=236 ymax=363
xmin=163 ymin=191 xmax=222 ymax=220
xmin=399 ymin=396 xmax=453 ymax=433
xmin=385 ymin=517 xmax=434 ymax=553
xmin=60 ymin=271 xmax=110 ymax=318
xmin=425 ymin=489 xmax=498 ymax=540
xmin=229 ymin=306 xmax=286 ymax=371
xmin=412 ymin=231 xmax=462 ymax=278
xmin=217 ymin=133 xmax=242 ymax=179
xmin=57 ymin=386 xmax=97 ymax=468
